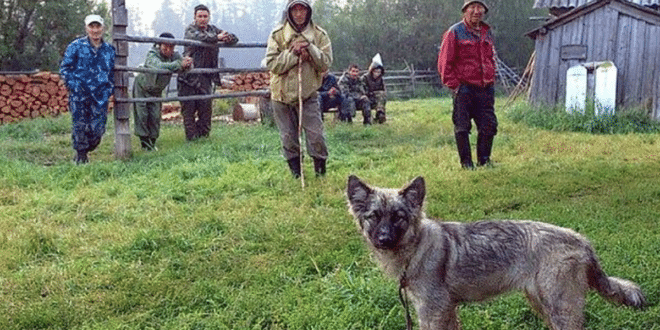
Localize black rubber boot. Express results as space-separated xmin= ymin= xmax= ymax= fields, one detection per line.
xmin=139 ymin=136 xmax=152 ymax=150
xmin=287 ymin=156 xmax=302 ymax=178
xmin=375 ymin=109 xmax=386 ymax=124
xmin=313 ymin=157 xmax=326 ymax=177
xmin=455 ymin=132 xmax=474 ymax=170
xmin=477 ymin=134 xmax=494 ymax=167
xmin=75 ymin=150 xmax=89 ymax=165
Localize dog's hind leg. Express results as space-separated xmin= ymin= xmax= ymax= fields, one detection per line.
xmin=536 ymin=261 xmax=588 ymax=330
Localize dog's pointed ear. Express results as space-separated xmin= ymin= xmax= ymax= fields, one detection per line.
xmin=347 ymin=175 xmax=373 ymax=212
xmin=400 ymin=176 xmax=425 ymax=209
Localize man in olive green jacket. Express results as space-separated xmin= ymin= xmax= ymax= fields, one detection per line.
xmin=265 ymin=0 xmax=333 ymax=178
xmin=133 ymin=33 xmax=192 ymax=150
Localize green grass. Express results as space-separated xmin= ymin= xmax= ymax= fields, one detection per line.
xmin=507 ymin=101 xmax=660 ymax=134
xmin=1 ymin=98 xmax=659 ymax=329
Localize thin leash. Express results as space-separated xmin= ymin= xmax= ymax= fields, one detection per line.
xmin=399 ymin=271 xmax=413 ymax=330
xmin=297 ymin=56 xmax=305 ymax=189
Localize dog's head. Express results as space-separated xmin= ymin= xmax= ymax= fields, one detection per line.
xmin=346 ymin=175 xmax=426 ymax=250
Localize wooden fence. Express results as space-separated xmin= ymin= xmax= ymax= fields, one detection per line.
xmin=111 ymin=0 xmax=269 ymax=159
xmin=381 ymin=69 xmax=441 ymax=98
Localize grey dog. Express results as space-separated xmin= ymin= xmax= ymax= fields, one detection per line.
xmin=346 ymin=175 xmax=646 ymax=330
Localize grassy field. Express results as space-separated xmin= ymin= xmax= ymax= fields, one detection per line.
xmin=1 ymin=97 xmax=659 ymax=329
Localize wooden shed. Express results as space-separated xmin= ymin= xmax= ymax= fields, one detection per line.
xmin=526 ymin=0 xmax=660 ymax=120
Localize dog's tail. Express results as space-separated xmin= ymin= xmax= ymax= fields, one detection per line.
xmin=587 ymin=256 xmax=646 ymax=308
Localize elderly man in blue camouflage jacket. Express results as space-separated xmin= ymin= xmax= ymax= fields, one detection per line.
xmin=60 ymin=14 xmax=116 ymax=164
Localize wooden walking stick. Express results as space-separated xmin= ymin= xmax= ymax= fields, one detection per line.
xmin=297 ymin=56 xmax=305 ymax=189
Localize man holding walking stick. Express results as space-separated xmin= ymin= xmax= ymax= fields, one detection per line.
xmin=265 ymin=0 xmax=332 ymax=179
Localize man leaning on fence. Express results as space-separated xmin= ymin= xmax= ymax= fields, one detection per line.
xmin=177 ymin=4 xmax=238 ymax=141
xmin=60 ymin=14 xmax=115 ymax=165
xmin=133 ymin=33 xmax=192 ymax=151
xmin=265 ymin=0 xmax=332 ymax=178
xmin=438 ymin=0 xmax=498 ymax=169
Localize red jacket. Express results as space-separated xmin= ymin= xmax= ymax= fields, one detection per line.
xmin=437 ymin=20 xmax=496 ymax=90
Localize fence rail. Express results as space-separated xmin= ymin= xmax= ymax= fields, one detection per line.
xmin=113 ymin=34 xmax=267 ymax=49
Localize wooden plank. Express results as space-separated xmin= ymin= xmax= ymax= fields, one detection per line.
xmin=546 ymin=26 xmax=563 ymax=105
xmin=113 ymin=34 xmax=267 ymax=49
xmin=652 ymin=26 xmax=660 ymax=119
xmin=529 ymin=33 xmax=551 ymax=106
xmin=639 ymin=24 xmax=657 ymax=106
xmin=115 ymin=90 xmax=271 ymax=103
xmin=615 ymin=14 xmax=632 ymax=106
xmin=626 ymin=19 xmax=645 ymax=106
xmin=112 ymin=2 xmax=128 ymax=26
xmin=112 ymin=0 xmax=130 ymax=160
xmin=610 ymin=0 xmax=660 ymax=25
xmin=584 ymin=10 xmax=595 ymax=61
xmin=114 ymin=65 xmax=268 ymax=74
xmin=588 ymin=8 xmax=607 ymax=61
xmin=604 ymin=6 xmax=619 ymax=61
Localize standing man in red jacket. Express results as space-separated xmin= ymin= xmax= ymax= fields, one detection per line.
xmin=438 ymin=0 xmax=498 ymax=169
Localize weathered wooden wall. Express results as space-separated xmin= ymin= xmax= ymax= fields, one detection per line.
xmin=528 ymin=0 xmax=660 ymax=119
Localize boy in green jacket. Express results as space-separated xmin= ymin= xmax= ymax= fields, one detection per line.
xmin=133 ymin=32 xmax=192 ymax=150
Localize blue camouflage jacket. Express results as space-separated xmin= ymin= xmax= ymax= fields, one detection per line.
xmin=60 ymin=36 xmax=116 ymax=105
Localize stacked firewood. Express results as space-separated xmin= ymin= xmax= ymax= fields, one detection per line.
xmin=222 ymin=72 xmax=270 ymax=91
xmin=161 ymin=103 xmax=181 ymax=122
xmin=0 ymin=72 xmax=69 ymax=124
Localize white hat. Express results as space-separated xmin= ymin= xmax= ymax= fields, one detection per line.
xmin=84 ymin=14 xmax=104 ymax=26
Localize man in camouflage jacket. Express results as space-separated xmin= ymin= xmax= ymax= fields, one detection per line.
xmin=133 ymin=33 xmax=192 ymax=151
xmin=177 ymin=4 xmax=238 ymax=141
xmin=339 ymin=64 xmax=372 ymax=125
xmin=60 ymin=14 xmax=115 ymax=164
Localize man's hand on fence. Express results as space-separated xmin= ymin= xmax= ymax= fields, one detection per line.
xmin=182 ymin=56 xmax=193 ymax=70
xmin=217 ymin=31 xmax=233 ymax=43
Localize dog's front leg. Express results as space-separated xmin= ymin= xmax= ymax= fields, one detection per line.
xmin=417 ymin=305 xmax=462 ymax=330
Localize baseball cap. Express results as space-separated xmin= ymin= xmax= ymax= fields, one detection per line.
xmin=462 ymin=0 xmax=489 ymax=13
xmin=85 ymin=14 xmax=104 ymax=26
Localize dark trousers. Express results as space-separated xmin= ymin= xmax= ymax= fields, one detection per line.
xmin=272 ymin=94 xmax=328 ymax=161
xmin=340 ymin=96 xmax=371 ymax=122
xmin=452 ymin=84 xmax=497 ymax=166
xmin=70 ymin=96 xmax=108 ymax=153
xmin=318 ymin=93 xmax=343 ymax=113
xmin=179 ymin=83 xmax=213 ymax=141
xmin=452 ymin=84 xmax=497 ymax=136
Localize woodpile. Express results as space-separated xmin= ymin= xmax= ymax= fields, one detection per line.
xmin=161 ymin=103 xmax=181 ymax=122
xmin=222 ymin=72 xmax=270 ymax=91
xmin=0 ymin=72 xmax=69 ymax=124
xmin=232 ymin=103 xmax=259 ymax=122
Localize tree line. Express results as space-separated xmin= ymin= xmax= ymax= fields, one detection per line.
xmin=1 ymin=0 xmax=546 ymax=75
xmin=314 ymin=0 xmax=547 ymax=72
xmin=0 ymin=0 xmax=108 ymax=72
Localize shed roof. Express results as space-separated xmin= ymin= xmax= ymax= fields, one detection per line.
xmin=527 ymin=0 xmax=660 ymax=39
xmin=533 ymin=0 xmax=660 ymax=8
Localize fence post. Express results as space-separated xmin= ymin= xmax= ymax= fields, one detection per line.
xmin=112 ymin=0 xmax=131 ymax=159
xmin=410 ymin=65 xmax=416 ymax=98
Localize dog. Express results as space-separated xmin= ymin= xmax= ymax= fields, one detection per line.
xmin=346 ymin=175 xmax=646 ymax=330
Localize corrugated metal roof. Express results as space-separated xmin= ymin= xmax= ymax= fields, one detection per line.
xmin=534 ymin=0 xmax=660 ymax=8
